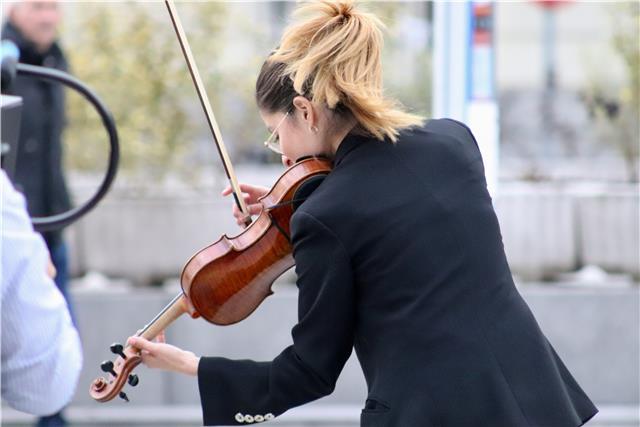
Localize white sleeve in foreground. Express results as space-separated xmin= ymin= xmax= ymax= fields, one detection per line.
xmin=1 ymin=171 xmax=83 ymax=415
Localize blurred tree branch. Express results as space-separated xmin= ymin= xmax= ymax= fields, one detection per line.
xmin=583 ymin=2 xmax=639 ymax=182
xmin=61 ymin=2 xmax=432 ymax=180
xmin=63 ymin=2 xmax=225 ymax=181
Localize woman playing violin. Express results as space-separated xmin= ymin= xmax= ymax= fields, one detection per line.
xmin=128 ymin=1 xmax=597 ymax=425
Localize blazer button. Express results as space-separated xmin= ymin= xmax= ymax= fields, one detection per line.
xmin=244 ymin=414 xmax=254 ymax=423
xmin=254 ymin=415 xmax=264 ymax=422
xmin=234 ymin=413 xmax=244 ymax=423
xmin=264 ymin=413 xmax=274 ymax=420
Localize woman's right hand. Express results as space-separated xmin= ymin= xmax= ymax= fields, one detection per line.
xmin=222 ymin=183 xmax=269 ymax=226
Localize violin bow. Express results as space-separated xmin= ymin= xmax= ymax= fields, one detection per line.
xmin=165 ymin=0 xmax=252 ymax=227
xmin=91 ymin=2 xmax=254 ymax=403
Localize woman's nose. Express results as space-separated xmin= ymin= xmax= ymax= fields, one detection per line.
xmin=281 ymin=156 xmax=294 ymax=168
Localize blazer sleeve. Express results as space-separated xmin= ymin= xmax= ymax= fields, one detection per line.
xmin=197 ymin=210 xmax=355 ymax=426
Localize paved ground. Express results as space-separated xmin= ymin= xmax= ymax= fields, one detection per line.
xmin=2 ymin=404 xmax=638 ymax=426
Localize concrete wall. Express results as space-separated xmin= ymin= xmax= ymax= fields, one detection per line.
xmin=73 ymin=285 xmax=638 ymax=409
xmin=495 ymin=184 xmax=639 ymax=280
xmin=66 ymin=183 xmax=639 ymax=283
xmin=67 ymin=196 xmax=238 ymax=283
xmin=495 ymin=188 xmax=577 ymax=278
xmin=578 ymin=192 xmax=640 ymax=274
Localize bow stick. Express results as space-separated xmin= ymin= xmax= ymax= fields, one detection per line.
xmin=165 ymin=0 xmax=252 ymax=227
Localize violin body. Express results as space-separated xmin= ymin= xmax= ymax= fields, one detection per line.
xmin=182 ymin=157 xmax=332 ymax=325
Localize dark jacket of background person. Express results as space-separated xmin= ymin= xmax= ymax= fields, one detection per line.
xmin=2 ymin=21 xmax=70 ymax=247
xmin=197 ymin=119 xmax=598 ymax=426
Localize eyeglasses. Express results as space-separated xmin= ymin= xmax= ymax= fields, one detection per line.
xmin=263 ymin=112 xmax=289 ymax=155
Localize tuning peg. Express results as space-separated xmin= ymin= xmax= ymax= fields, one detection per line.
xmin=119 ymin=391 xmax=129 ymax=402
xmin=100 ymin=360 xmax=117 ymax=377
xmin=110 ymin=343 xmax=127 ymax=359
xmin=128 ymin=374 xmax=139 ymax=387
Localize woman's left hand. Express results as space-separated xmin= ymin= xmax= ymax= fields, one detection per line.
xmin=127 ymin=333 xmax=200 ymax=377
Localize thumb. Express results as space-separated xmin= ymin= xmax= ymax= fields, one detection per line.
xmin=128 ymin=336 xmax=156 ymax=352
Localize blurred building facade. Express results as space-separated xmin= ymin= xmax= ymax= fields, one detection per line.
xmin=496 ymin=1 xmax=638 ymax=182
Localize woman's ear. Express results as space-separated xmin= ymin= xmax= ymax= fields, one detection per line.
xmin=292 ymin=96 xmax=316 ymax=127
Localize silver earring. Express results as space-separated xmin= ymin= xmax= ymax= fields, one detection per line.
xmin=311 ymin=126 xmax=319 ymax=133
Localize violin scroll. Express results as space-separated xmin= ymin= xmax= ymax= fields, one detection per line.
xmin=90 ymin=293 xmax=195 ymax=402
xmin=90 ymin=344 xmax=142 ymax=402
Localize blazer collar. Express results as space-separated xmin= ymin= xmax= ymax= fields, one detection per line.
xmin=333 ymin=132 xmax=371 ymax=167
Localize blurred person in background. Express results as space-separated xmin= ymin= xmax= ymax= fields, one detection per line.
xmin=2 ymin=1 xmax=74 ymax=426
xmin=1 ymin=170 xmax=82 ymax=422
xmin=129 ymin=1 xmax=597 ymax=426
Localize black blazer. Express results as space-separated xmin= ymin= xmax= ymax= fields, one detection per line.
xmin=2 ymin=22 xmax=71 ymax=247
xmin=198 ymin=119 xmax=597 ymax=426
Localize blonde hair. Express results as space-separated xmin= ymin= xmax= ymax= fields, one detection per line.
xmin=256 ymin=0 xmax=424 ymax=142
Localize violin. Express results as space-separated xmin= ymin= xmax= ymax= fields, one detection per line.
xmin=89 ymin=1 xmax=331 ymax=403
xmin=89 ymin=157 xmax=331 ymax=402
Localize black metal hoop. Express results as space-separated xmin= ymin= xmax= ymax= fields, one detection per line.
xmin=16 ymin=63 xmax=119 ymax=231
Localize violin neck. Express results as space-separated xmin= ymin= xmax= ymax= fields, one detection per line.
xmin=136 ymin=293 xmax=189 ymax=341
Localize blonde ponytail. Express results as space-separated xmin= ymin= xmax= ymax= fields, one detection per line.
xmin=257 ymin=0 xmax=424 ymax=142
